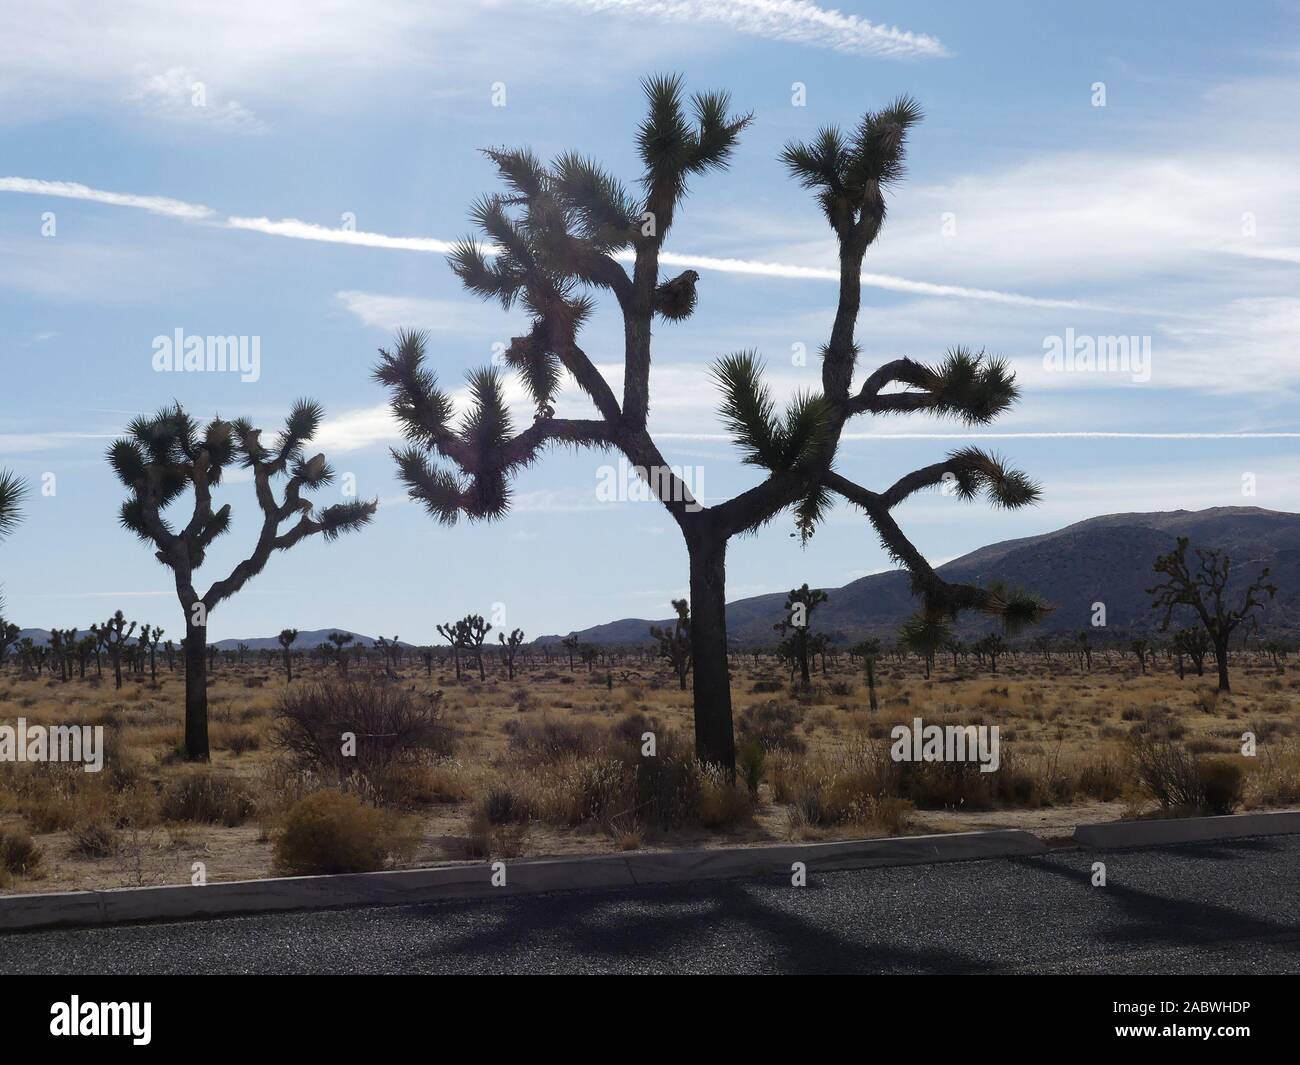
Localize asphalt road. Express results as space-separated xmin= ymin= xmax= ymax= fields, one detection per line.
xmin=2 ymin=835 xmax=1298 ymax=974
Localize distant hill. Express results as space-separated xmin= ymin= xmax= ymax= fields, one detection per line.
xmin=537 ymin=506 xmax=1300 ymax=646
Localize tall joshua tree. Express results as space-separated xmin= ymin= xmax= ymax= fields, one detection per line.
xmin=109 ymin=401 xmax=376 ymax=760
xmin=92 ymin=611 xmax=135 ymax=690
xmin=1149 ymin=536 xmax=1275 ymax=692
xmin=775 ymin=584 xmax=827 ymax=685
xmin=498 ymin=627 xmax=525 ymax=680
xmin=375 ymin=77 xmax=1044 ymax=770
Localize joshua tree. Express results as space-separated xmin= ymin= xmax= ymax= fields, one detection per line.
xmin=1074 ymin=629 xmax=1093 ymax=672
xmin=561 ymin=634 xmax=579 ymax=673
xmin=278 ymin=628 xmax=299 ymax=682
xmin=498 ymin=627 xmax=525 ymax=680
xmin=900 ymin=614 xmax=950 ymax=679
xmin=976 ymin=633 xmax=1006 ymax=674
xmin=459 ymin=614 xmax=492 ymax=681
xmin=375 ymin=79 xmax=1044 ymax=769
xmin=109 ymin=401 xmax=376 ymax=759
xmin=0 ymin=619 xmax=21 ymax=669
xmin=436 ymin=621 xmax=464 ymax=680
xmin=328 ymin=631 xmax=355 ymax=675
xmin=139 ymin=624 xmax=163 ymax=684
xmin=649 ymin=599 xmax=692 ymax=690
xmin=92 ymin=611 xmax=135 ymax=690
xmin=1149 ymin=537 xmax=1276 ymax=692
xmin=1129 ymin=637 xmax=1150 ymax=674
xmin=851 ymin=637 xmax=882 ymax=711
xmin=774 ymin=584 xmax=827 ymax=686
xmin=0 ymin=468 xmax=25 ymax=618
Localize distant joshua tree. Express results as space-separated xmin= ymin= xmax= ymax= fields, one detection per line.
xmin=1129 ymin=637 xmax=1150 ymax=675
xmin=851 ymin=638 xmax=882 ymax=712
xmin=498 ymin=627 xmax=525 ymax=680
xmin=975 ymin=633 xmax=1006 ymax=674
xmin=649 ymin=599 xmax=692 ymax=690
xmin=92 ymin=611 xmax=135 ymax=690
xmin=459 ymin=614 xmax=492 ymax=681
xmin=1149 ymin=537 xmax=1276 ymax=692
xmin=436 ymin=621 xmax=464 ymax=680
xmin=328 ymin=631 xmax=355 ymax=675
xmin=1074 ymin=630 xmax=1093 ymax=672
xmin=278 ymin=628 xmax=299 ymax=682
xmin=561 ymin=634 xmax=579 ymax=673
xmin=900 ymin=614 xmax=950 ymax=680
xmin=775 ymin=585 xmax=827 ymax=686
xmin=109 ymin=401 xmax=376 ymax=759
xmin=374 ymin=78 xmax=1045 ymax=769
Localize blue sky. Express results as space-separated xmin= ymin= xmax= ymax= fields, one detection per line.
xmin=2 ymin=0 xmax=1299 ymax=642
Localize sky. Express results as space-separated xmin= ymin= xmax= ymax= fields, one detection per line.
xmin=2 ymin=0 xmax=1300 ymax=643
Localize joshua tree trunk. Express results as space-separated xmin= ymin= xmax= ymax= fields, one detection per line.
xmin=687 ymin=531 xmax=734 ymax=771
xmin=184 ymin=623 xmax=210 ymax=760
xmin=1214 ymin=637 xmax=1230 ymax=692
xmin=865 ymin=659 xmax=878 ymax=712
xmin=283 ymin=650 xmax=293 ymax=683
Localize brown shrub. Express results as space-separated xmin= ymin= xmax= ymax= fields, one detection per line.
xmin=271 ymin=790 xmax=418 ymax=875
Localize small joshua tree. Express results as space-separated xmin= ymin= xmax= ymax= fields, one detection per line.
xmin=900 ymin=614 xmax=950 ymax=680
xmin=109 ymin=401 xmax=376 ymax=759
xmin=850 ymin=637 xmax=881 ymax=711
xmin=498 ymin=627 xmax=525 ymax=680
xmin=92 ymin=610 xmax=135 ymax=690
xmin=1148 ymin=536 xmax=1276 ymax=692
xmin=328 ymin=631 xmax=355 ymax=675
xmin=279 ymin=628 xmax=299 ymax=682
xmin=375 ymin=78 xmax=1046 ymax=770
xmin=649 ymin=599 xmax=692 ymax=690
xmin=0 ymin=619 xmax=21 ymax=669
xmin=775 ymin=585 xmax=827 ymax=686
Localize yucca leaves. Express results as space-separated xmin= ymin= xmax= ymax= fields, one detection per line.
xmin=0 ymin=469 xmax=23 ymax=541
xmin=712 ymin=352 xmax=830 ymax=475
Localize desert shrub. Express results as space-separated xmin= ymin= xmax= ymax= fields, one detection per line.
xmin=826 ymin=680 xmax=855 ymax=697
xmin=1076 ymin=757 xmax=1125 ymax=802
xmin=0 ymin=828 xmax=44 ymax=879
xmin=611 ymin=710 xmax=660 ymax=749
xmin=271 ymin=790 xmax=418 ymax=875
xmin=160 ymin=769 xmax=255 ymax=826
xmin=695 ymin=764 xmax=755 ymax=828
xmin=373 ymin=761 xmax=470 ymax=806
xmin=737 ymin=700 xmax=806 ymax=753
xmin=271 ymin=680 xmax=453 ymax=790
xmin=482 ymin=786 xmax=532 ymax=825
xmin=1129 ymin=734 xmax=1202 ymax=809
xmin=736 ymin=739 xmax=765 ymax=798
xmin=1197 ymin=757 xmax=1244 ymax=815
xmin=504 ymin=717 xmax=605 ymax=764
xmin=750 ymin=679 xmax=783 ymax=694
xmin=68 ymin=821 xmax=121 ymax=859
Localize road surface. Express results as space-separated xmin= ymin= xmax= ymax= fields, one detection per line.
xmin=2 ymin=835 xmax=1297 ymax=974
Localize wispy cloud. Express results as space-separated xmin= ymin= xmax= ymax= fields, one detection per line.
xmin=546 ymin=0 xmax=949 ymax=59
xmin=2 ymin=177 xmax=1074 ymax=308
xmin=0 ymin=177 xmax=213 ymax=219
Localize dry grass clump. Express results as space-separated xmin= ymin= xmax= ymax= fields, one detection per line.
xmin=159 ymin=768 xmax=255 ymax=826
xmin=0 ymin=827 xmax=44 ymax=886
xmin=271 ymin=789 xmax=419 ymax=875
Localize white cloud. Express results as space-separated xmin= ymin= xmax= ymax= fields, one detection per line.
xmin=0 ymin=177 xmax=213 ymax=219
xmin=546 ymin=0 xmax=949 ymax=58
xmin=126 ymin=66 xmax=264 ymax=132
xmin=335 ymin=290 xmax=510 ymax=334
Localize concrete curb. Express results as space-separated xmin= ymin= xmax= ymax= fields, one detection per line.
xmin=0 ymin=828 xmax=1044 ymax=932
xmin=1073 ymin=809 xmax=1300 ymax=849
